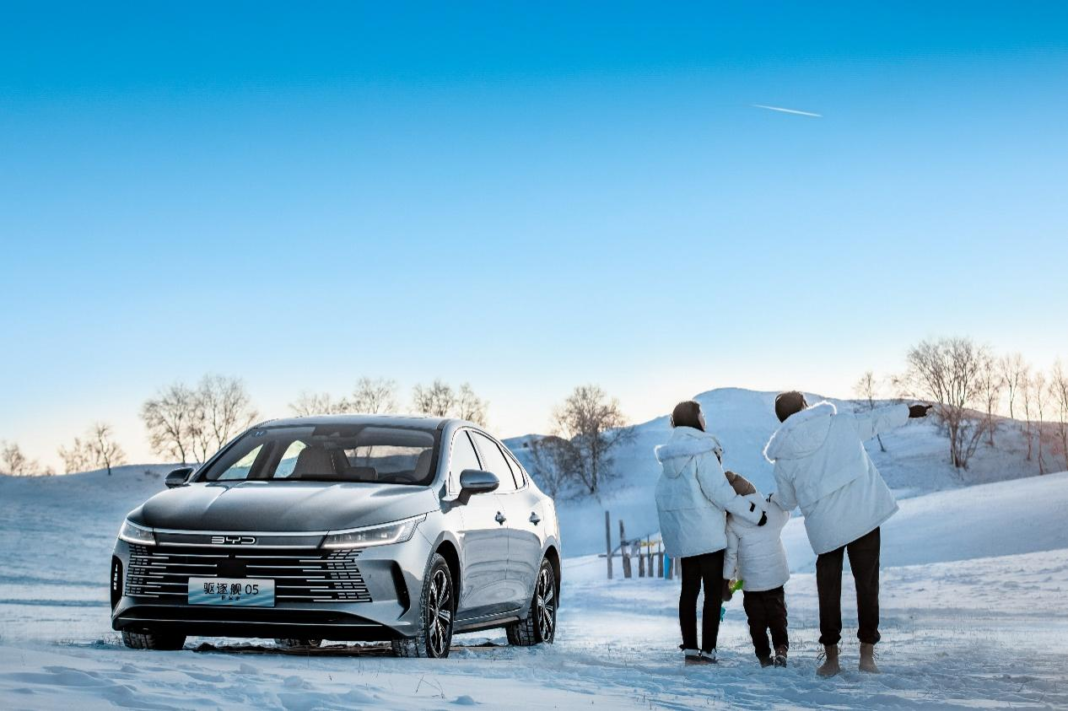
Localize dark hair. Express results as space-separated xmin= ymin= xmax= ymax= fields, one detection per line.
xmin=774 ymin=391 xmax=807 ymax=423
xmin=670 ymin=400 xmax=704 ymax=431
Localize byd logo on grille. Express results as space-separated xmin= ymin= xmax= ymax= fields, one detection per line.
xmin=211 ymin=536 xmax=257 ymax=545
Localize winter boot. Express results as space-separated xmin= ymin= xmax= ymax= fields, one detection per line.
xmin=684 ymin=649 xmax=710 ymax=666
xmin=859 ymin=643 xmax=880 ymax=674
xmin=774 ymin=646 xmax=788 ymax=668
xmin=699 ymin=649 xmax=718 ymax=665
xmin=758 ymin=656 xmax=774 ymax=668
xmin=816 ymin=644 xmax=841 ymax=678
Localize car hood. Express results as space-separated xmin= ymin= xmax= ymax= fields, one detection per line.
xmin=133 ymin=481 xmax=438 ymax=532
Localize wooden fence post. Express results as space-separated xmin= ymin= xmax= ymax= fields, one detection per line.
xmin=638 ymin=544 xmax=645 ymax=577
xmin=620 ymin=519 xmax=632 ymax=579
xmin=605 ymin=510 xmax=613 ymax=580
xmin=656 ymin=541 xmax=664 ymax=578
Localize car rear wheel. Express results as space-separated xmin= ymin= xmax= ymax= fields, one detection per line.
xmin=507 ymin=558 xmax=557 ymax=646
xmin=121 ymin=629 xmax=186 ymax=651
xmin=391 ymin=553 xmax=454 ymax=659
xmin=275 ymin=638 xmax=322 ymax=649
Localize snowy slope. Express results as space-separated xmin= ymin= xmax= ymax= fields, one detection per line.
xmin=507 ymin=387 xmax=1058 ymax=556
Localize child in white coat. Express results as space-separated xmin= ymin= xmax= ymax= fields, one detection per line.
xmin=722 ymin=471 xmax=791 ymax=668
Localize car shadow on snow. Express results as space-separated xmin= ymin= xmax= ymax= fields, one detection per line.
xmin=190 ymin=641 xmax=508 ymax=657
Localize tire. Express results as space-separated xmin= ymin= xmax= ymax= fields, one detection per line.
xmin=507 ymin=558 xmax=557 ymax=646
xmin=121 ymin=629 xmax=186 ymax=651
xmin=391 ymin=553 xmax=455 ymax=659
xmin=275 ymin=639 xmax=322 ymax=649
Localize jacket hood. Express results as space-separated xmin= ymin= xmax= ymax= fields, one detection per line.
xmin=655 ymin=427 xmax=723 ymax=478
xmin=133 ymin=480 xmax=438 ymax=532
xmin=764 ymin=401 xmax=837 ymax=463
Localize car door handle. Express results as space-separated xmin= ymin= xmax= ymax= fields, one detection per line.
xmin=529 ymin=512 xmax=541 ymax=525
xmin=495 ymin=512 xmax=506 ymax=525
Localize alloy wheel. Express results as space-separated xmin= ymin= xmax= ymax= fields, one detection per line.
xmin=426 ymin=568 xmax=453 ymax=657
xmin=535 ymin=566 xmax=556 ymax=641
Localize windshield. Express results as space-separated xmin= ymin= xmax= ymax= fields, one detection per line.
xmin=196 ymin=424 xmax=440 ymax=486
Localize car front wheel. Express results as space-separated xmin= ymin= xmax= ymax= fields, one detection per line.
xmin=391 ymin=553 xmax=454 ymax=658
xmin=507 ymin=558 xmax=557 ymax=646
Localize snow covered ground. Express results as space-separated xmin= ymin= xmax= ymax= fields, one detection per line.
xmin=2 ymin=461 xmax=1068 ymax=709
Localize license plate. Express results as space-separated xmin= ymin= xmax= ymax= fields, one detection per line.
xmin=188 ymin=577 xmax=275 ymax=607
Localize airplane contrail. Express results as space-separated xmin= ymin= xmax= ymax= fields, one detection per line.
xmin=752 ymin=104 xmax=822 ymax=118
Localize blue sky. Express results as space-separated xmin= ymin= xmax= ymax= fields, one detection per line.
xmin=2 ymin=2 xmax=1067 ymax=467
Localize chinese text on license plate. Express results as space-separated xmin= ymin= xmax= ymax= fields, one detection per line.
xmin=188 ymin=577 xmax=275 ymax=606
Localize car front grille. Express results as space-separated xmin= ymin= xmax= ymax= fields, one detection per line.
xmin=125 ymin=545 xmax=372 ymax=603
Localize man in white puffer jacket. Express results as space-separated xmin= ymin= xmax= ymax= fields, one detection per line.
xmin=655 ymin=401 xmax=767 ymax=665
xmin=764 ymin=391 xmax=930 ymax=677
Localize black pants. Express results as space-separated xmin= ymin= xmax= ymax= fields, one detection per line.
xmin=742 ymin=586 xmax=788 ymax=659
xmin=679 ymin=550 xmax=724 ymax=653
xmin=816 ymin=526 xmax=881 ymax=646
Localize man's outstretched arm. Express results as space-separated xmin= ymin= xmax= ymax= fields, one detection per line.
xmin=852 ymin=402 xmax=929 ymax=441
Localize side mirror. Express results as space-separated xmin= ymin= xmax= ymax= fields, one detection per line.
xmin=459 ymin=469 xmax=499 ymax=498
xmin=166 ymin=467 xmax=195 ymax=489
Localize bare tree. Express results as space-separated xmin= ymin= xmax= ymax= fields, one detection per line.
xmin=552 ymin=385 xmax=633 ymax=496
xmin=904 ymin=337 xmax=992 ymax=471
xmin=526 ymin=435 xmax=573 ymax=498
xmin=977 ymin=362 xmax=1004 ymax=447
xmin=57 ymin=436 xmax=92 ymax=474
xmin=289 ymin=391 xmax=349 ymax=416
xmin=350 ymin=377 xmax=399 ymax=414
xmin=455 ymin=383 xmax=488 ymax=425
xmin=191 ymin=375 xmax=258 ymax=462
xmin=142 ymin=376 xmax=256 ymax=465
xmin=1020 ymin=371 xmax=1036 ymax=462
xmin=1000 ymin=353 xmax=1028 ymax=420
xmin=853 ymin=371 xmax=887 ymax=452
xmin=1050 ymin=360 xmax=1068 ymax=470
xmin=411 ymin=379 xmax=456 ymax=417
xmin=89 ymin=422 xmax=127 ymax=476
xmin=1033 ymin=370 xmax=1049 ymax=475
xmin=0 ymin=442 xmax=50 ymax=476
xmin=141 ymin=383 xmax=197 ymax=465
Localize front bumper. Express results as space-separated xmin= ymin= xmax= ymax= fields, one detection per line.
xmin=110 ymin=531 xmax=433 ymax=641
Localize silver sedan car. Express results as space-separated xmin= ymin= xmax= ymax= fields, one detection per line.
xmin=110 ymin=416 xmax=561 ymax=658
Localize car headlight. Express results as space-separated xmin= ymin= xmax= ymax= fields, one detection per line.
xmin=322 ymin=514 xmax=426 ymax=550
xmin=118 ymin=519 xmax=156 ymax=545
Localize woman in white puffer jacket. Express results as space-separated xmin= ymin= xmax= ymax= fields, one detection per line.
xmin=654 ymin=400 xmax=767 ymax=665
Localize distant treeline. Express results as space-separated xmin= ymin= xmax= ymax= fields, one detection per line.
xmin=3 ymin=336 xmax=1066 ymax=482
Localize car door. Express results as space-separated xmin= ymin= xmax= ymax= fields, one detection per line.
xmin=501 ymin=452 xmax=547 ymax=599
xmin=470 ymin=432 xmax=541 ymax=607
xmin=450 ymin=429 xmax=512 ymax=619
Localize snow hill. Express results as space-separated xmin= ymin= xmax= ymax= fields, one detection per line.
xmin=506 ymin=387 xmax=1057 ymax=556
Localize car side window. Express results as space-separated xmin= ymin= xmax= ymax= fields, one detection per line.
xmin=471 ymin=432 xmax=517 ymax=493
xmin=449 ymin=430 xmax=482 ymax=494
xmin=506 ymin=454 xmax=527 ymax=489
